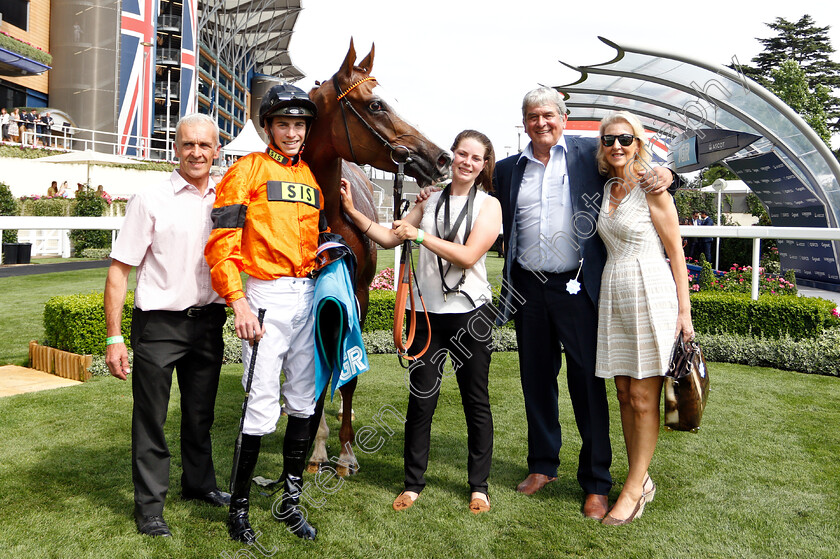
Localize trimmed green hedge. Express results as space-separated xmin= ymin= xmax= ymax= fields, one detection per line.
xmin=690 ymin=291 xmax=838 ymax=340
xmin=40 ymin=288 xmax=840 ymax=378
xmin=0 ymin=182 xmax=19 ymax=243
xmin=43 ymin=291 xmax=133 ymax=355
xmin=697 ymin=329 xmax=840 ymax=377
xmin=21 ymin=197 xmax=72 ymax=216
xmin=364 ymin=290 xmax=398 ymax=331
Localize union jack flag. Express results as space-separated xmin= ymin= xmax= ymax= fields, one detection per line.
xmin=180 ymin=0 xmax=198 ymax=116
xmin=118 ymin=0 xmax=159 ymax=157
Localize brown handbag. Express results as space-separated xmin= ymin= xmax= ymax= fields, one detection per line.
xmin=663 ymin=335 xmax=710 ymax=431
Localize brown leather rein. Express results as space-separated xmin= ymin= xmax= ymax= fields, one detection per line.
xmin=334 ymin=78 xmax=431 ymax=364
xmin=391 ymin=157 xmax=431 ymax=365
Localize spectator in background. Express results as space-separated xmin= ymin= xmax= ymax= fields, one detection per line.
xmin=47 ymin=181 xmax=59 ymax=197
xmin=21 ymin=109 xmax=35 ymax=146
xmin=40 ymin=112 xmax=54 ymax=147
xmin=686 ymin=211 xmax=700 ymax=260
xmin=698 ymin=210 xmax=713 ymax=263
xmin=29 ymin=109 xmax=40 ymax=146
xmin=58 ymin=181 xmax=68 ymax=197
xmin=1 ymin=108 xmax=9 ymax=141
xmin=8 ymin=109 xmax=21 ymax=143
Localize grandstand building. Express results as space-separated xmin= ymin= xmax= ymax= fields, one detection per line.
xmin=1 ymin=0 xmax=304 ymax=157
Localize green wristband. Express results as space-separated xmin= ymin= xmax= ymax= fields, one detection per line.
xmin=414 ymin=229 xmax=425 ymax=244
xmin=106 ymin=335 xmax=125 ymax=345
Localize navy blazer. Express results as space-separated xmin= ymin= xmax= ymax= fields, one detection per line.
xmin=699 ymin=216 xmax=714 ymax=242
xmin=492 ymin=136 xmax=607 ymax=324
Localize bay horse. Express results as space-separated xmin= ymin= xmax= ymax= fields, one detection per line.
xmin=303 ymin=39 xmax=451 ymax=476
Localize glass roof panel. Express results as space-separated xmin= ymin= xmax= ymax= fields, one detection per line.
xmin=557 ymin=39 xmax=840 ymax=221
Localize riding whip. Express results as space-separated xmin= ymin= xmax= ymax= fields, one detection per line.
xmin=229 ymin=307 xmax=266 ymax=492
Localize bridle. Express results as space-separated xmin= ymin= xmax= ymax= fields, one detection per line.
xmin=335 ymin=76 xmax=413 ymax=167
xmin=334 ymin=75 xmax=430 ymax=364
xmin=391 ymin=151 xmax=431 ymax=365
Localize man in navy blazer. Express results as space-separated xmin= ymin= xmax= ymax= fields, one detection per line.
xmin=698 ymin=210 xmax=714 ymax=262
xmin=492 ymin=87 xmax=674 ymax=519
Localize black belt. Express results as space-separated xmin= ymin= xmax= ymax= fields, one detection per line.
xmin=140 ymin=303 xmax=224 ymax=318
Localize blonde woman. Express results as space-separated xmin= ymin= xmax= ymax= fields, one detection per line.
xmin=594 ymin=111 xmax=693 ymax=525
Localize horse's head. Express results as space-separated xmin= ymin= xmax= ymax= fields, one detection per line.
xmin=309 ymin=39 xmax=451 ymax=187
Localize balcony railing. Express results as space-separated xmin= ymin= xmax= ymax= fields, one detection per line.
xmin=154 ymin=82 xmax=181 ymax=99
xmin=158 ymin=14 xmax=181 ymax=32
xmin=156 ymin=48 xmax=179 ymax=65
xmin=154 ymin=115 xmax=178 ymax=131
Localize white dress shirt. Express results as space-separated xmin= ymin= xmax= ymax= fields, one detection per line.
xmin=110 ymin=170 xmax=223 ymax=311
xmin=515 ymin=136 xmax=579 ymax=273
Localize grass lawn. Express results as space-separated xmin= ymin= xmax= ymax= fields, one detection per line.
xmin=0 ymin=356 xmax=838 ymax=558
xmin=1 ymin=251 xmax=839 ymax=557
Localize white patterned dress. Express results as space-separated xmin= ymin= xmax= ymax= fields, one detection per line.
xmin=595 ymin=182 xmax=678 ymax=379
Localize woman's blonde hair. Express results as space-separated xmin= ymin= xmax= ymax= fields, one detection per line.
xmin=596 ymin=111 xmax=652 ymax=178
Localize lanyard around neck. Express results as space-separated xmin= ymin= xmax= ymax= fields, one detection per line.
xmin=433 ymin=184 xmax=477 ymax=306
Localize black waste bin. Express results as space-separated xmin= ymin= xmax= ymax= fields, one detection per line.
xmin=16 ymin=243 xmax=32 ymax=264
xmin=2 ymin=243 xmax=19 ymax=265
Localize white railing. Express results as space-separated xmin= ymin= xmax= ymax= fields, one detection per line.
xmin=4 ymin=122 xmax=175 ymax=162
xmin=679 ymin=225 xmax=840 ymax=299
xmin=0 ymin=217 xmax=125 ymax=258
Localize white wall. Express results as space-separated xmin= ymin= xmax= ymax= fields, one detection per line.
xmin=0 ymin=156 xmax=172 ymax=199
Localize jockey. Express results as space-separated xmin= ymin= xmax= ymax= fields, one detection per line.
xmin=205 ymin=82 xmax=326 ymax=543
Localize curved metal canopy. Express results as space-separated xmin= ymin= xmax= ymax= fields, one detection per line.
xmin=556 ymin=37 xmax=840 ymax=208
xmin=556 ymin=37 xmax=840 ymax=288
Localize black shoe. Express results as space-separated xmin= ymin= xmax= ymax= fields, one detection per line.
xmin=135 ymin=514 xmax=172 ymax=537
xmin=182 ymin=488 xmax=231 ymax=507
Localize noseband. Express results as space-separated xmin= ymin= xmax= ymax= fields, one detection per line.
xmin=335 ymin=76 xmax=413 ymax=166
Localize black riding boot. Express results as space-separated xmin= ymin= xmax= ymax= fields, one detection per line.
xmin=275 ymin=415 xmax=317 ymax=540
xmin=228 ymin=434 xmax=262 ymax=543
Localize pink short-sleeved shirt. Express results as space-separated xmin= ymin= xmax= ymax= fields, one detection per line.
xmin=110 ymin=170 xmax=224 ymax=311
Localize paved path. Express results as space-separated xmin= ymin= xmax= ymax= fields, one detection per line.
xmin=0 ymin=365 xmax=82 ymax=397
xmin=0 ymin=259 xmax=109 ymax=278
xmin=798 ymin=285 xmax=840 ymax=305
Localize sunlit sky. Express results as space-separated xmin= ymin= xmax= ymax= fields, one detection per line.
xmin=289 ymin=0 xmax=840 ymax=157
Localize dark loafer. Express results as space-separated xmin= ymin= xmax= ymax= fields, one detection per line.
xmin=182 ymin=488 xmax=231 ymax=507
xmin=135 ymin=514 xmax=172 ymax=537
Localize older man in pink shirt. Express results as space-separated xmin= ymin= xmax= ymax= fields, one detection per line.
xmin=104 ymin=113 xmax=228 ymax=537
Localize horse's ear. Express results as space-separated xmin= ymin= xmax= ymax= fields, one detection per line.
xmin=338 ymin=38 xmax=357 ymax=81
xmin=358 ymin=43 xmax=375 ymax=74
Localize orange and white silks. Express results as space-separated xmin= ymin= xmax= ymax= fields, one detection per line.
xmin=205 ymin=150 xmax=325 ymax=305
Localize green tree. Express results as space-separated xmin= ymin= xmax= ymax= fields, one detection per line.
xmin=742 ymin=15 xmax=840 ymax=133
xmin=700 ymin=164 xmax=738 ymax=187
xmin=769 ymin=59 xmax=832 ymax=145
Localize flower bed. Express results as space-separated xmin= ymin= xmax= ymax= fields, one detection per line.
xmin=687 ymin=260 xmax=796 ymax=296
